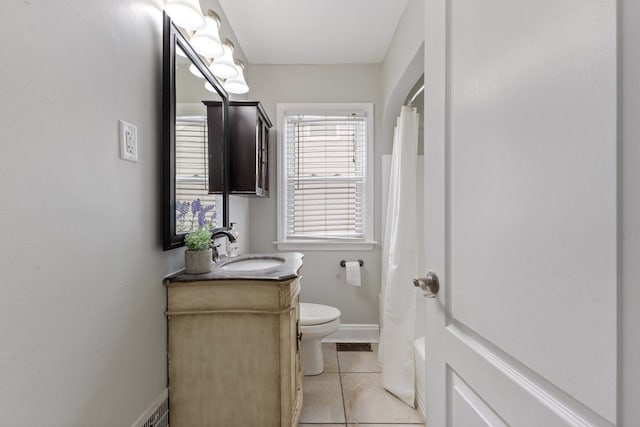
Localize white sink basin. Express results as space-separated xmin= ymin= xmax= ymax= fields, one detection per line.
xmin=221 ymin=257 xmax=285 ymax=271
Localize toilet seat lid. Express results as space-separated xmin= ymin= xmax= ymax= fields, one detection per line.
xmin=300 ymin=303 xmax=341 ymax=326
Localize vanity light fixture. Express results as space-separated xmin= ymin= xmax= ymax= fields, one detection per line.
xmin=189 ymin=10 xmax=224 ymax=59
xmin=189 ymin=63 xmax=205 ymax=79
xmin=176 ymin=45 xmax=187 ymax=58
xmin=164 ymin=0 xmax=205 ymax=31
xmin=204 ymin=81 xmax=216 ymax=93
xmin=224 ymin=60 xmax=249 ymax=94
xmin=210 ymin=39 xmax=239 ymax=79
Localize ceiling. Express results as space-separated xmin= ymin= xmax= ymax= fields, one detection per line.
xmin=217 ymin=0 xmax=409 ymax=65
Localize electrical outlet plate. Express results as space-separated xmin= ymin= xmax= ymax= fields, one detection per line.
xmin=119 ymin=120 xmax=138 ymax=162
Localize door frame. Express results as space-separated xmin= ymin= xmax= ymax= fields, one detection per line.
xmin=620 ymin=0 xmax=640 ymax=424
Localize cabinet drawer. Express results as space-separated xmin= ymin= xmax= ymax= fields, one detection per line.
xmin=167 ymin=281 xmax=281 ymax=314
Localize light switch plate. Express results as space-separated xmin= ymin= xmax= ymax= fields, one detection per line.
xmin=119 ymin=120 xmax=138 ymax=162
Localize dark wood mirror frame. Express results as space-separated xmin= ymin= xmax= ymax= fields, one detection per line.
xmin=162 ymin=12 xmax=229 ymax=250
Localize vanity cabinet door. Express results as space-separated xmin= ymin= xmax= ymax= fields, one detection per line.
xmin=166 ymin=278 xmax=302 ymax=427
xmin=294 ymin=296 xmax=302 ymax=405
xmin=280 ymin=282 xmax=302 ymax=427
xmin=291 ymin=296 xmax=302 ymax=419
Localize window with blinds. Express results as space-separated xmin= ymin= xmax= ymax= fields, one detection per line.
xmin=175 ymin=115 xmax=221 ymax=233
xmin=283 ymin=110 xmax=369 ymax=241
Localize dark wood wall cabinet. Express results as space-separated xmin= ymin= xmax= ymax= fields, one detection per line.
xmin=206 ymin=100 xmax=273 ymax=197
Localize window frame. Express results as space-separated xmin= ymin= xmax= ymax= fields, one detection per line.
xmin=275 ymin=103 xmax=376 ymax=251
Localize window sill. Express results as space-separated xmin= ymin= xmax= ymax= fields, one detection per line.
xmin=273 ymin=240 xmax=378 ymax=252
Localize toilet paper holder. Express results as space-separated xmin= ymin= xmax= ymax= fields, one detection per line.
xmin=340 ymin=260 xmax=364 ymax=267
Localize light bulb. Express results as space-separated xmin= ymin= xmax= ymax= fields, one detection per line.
xmin=209 ymin=40 xmax=239 ymax=79
xmin=224 ymin=61 xmax=249 ymax=94
xmin=189 ymin=63 xmax=205 ymax=79
xmin=190 ymin=11 xmax=224 ymax=59
xmin=165 ymin=0 xmax=205 ymax=30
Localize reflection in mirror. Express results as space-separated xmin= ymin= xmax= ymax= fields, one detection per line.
xmin=163 ymin=12 xmax=228 ymax=250
xmin=175 ymin=44 xmax=223 ymax=234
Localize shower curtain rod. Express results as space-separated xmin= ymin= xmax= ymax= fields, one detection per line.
xmin=406 ymin=84 xmax=425 ymax=107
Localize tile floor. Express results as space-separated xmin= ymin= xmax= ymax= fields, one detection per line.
xmin=298 ymin=343 xmax=425 ymax=427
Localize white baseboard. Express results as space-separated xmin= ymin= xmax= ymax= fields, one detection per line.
xmin=416 ymin=389 xmax=427 ymax=421
xmin=130 ymin=388 xmax=169 ymax=427
xmin=323 ymin=323 xmax=380 ymax=343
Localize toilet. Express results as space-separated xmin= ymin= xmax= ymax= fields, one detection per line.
xmin=299 ymin=303 xmax=341 ymax=375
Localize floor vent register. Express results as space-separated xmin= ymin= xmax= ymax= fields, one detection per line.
xmin=336 ymin=342 xmax=373 ymax=352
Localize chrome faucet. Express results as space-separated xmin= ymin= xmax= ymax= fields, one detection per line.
xmin=210 ymin=227 xmax=237 ymax=262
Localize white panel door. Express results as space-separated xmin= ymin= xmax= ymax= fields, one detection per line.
xmin=423 ymin=1 xmax=617 ymax=426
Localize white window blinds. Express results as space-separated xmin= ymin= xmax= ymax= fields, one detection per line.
xmin=175 ymin=115 xmax=220 ymax=233
xmin=285 ymin=112 xmax=367 ymax=239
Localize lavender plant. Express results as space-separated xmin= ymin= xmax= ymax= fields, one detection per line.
xmin=176 ymin=198 xmax=217 ymax=233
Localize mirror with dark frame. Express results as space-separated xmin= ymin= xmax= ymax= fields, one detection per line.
xmin=163 ymin=12 xmax=228 ymax=250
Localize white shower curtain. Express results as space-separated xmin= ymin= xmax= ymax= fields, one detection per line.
xmin=379 ymin=106 xmax=419 ymax=407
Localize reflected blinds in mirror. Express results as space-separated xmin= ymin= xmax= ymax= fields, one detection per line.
xmin=285 ymin=113 xmax=367 ymax=239
xmin=175 ymin=115 xmax=221 ymax=233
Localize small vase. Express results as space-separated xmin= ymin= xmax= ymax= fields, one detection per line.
xmin=184 ymin=249 xmax=212 ymax=274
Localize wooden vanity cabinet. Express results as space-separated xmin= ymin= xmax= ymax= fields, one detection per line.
xmin=165 ymin=277 xmax=303 ymax=427
xmin=205 ymin=101 xmax=272 ymax=196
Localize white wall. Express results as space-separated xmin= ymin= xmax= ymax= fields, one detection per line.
xmin=0 ymin=1 xmax=179 ymax=426
xmin=621 ymin=0 xmax=640 ymax=424
xmin=199 ymin=0 xmax=253 ymax=241
xmin=201 ymin=0 xmax=250 ymax=96
xmin=379 ymin=0 xmax=424 ymax=172
xmin=244 ymin=2 xmax=425 ymax=325
xmin=247 ymin=64 xmax=383 ymax=324
xmin=381 ymin=0 xmax=425 ymax=111
xmin=228 ymin=195 xmax=250 ymax=254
